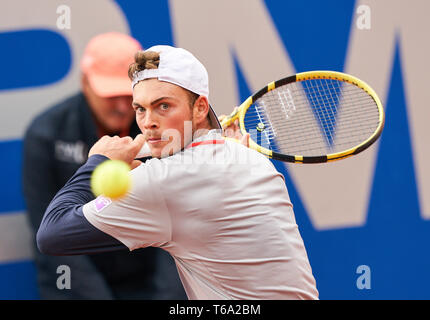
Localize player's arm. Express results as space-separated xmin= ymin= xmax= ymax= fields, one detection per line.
xmin=23 ymin=122 xmax=116 ymax=297
xmin=36 ymin=154 xmax=127 ymax=255
xmin=37 ymin=134 xmax=169 ymax=255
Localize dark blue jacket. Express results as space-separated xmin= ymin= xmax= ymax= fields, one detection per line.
xmin=22 ymin=92 xmax=186 ymax=299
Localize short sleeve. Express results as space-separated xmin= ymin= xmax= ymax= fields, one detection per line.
xmin=82 ymin=160 xmax=171 ymax=251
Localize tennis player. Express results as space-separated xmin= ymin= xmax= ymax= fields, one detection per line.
xmin=37 ymin=45 xmax=318 ymax=300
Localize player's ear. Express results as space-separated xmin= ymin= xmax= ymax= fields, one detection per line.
xmin=193 ymin=96 xmax=210 ymax=125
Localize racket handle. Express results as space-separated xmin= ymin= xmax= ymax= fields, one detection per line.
xmin=220 ymin=107 xmax=240 ymax=128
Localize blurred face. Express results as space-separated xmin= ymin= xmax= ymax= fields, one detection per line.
xmin=82 ymin=76 xmax=135 ymax=134
xmin=132 ymin=79 xmax=197 ymax=158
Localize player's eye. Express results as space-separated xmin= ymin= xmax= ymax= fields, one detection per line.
xmin=160 ymin=103 xmax=169 ymax=111
xmin=135 ymin=106 xmax=145 ymax=114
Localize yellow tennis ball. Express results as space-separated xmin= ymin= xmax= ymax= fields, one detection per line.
xmin=91 ymin=160 xmax=131 ymax=199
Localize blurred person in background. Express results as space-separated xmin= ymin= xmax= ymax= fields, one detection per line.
xmin=22 ymin=32 xmax=186 ymax=299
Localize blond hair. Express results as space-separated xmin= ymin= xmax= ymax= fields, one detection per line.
xmin=128 ymin=50 xmax=160 ymax=80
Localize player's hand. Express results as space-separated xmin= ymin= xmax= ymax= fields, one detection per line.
xmin=219 ymin=108 xmax=249 ymax=148
xmin=88 ymin=134 xmax=146 ymax=169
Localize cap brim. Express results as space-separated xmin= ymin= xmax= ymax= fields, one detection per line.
xmin=87 ymin=74 xmax=132 ymax=98
xmin=208 ymin=104 xmax=222 ymax=130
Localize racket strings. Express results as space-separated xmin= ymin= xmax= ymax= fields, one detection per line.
xmin=261 ymin=115 xmax=379 ymax=142
xmin=252 ymin=106 xmax=379 ymax=140
xmin=243 ymin=88 xmax=375 ymax=124
xmin=247 ymin=86 xmax=373 ymax=120
xmin=303 ymin=78 xmax=340 ymax=145
xmin=247 ymin=98 xmax=377 ymax=138
xmin=245 ymin=92 xmax=376 ymax=135
xmin=244 ymin=78 xmax=380 ymax=156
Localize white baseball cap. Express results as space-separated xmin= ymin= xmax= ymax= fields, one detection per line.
xmin=131 ymin=45 xmax=221 ymax=129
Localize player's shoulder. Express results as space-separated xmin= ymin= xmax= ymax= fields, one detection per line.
xmin=130 ymin=157 xmax=170 ymax=192
xmin=223 ymin=138 xmax=272 ymax=163
xmin=223 ymin=138 xmax=285 ymax=178
xmin=133 ymin=157 xmax=166 ymax=175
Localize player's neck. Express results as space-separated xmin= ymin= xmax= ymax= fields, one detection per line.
xmin=192 ymin=120 xmax=214 ymax=140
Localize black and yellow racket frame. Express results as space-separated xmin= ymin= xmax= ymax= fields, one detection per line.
xmin=221 ymin=71 xmax=385 ymax=164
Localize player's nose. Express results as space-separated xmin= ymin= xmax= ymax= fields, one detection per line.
xmin=142 ymin=110 xmax=158 ymax=129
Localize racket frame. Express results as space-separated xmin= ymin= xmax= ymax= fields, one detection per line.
xmin=221 ymin=70 xmax=385 ymax=164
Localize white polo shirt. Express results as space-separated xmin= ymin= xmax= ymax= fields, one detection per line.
xmin=83 ymin=130 xmax=318 ymax=300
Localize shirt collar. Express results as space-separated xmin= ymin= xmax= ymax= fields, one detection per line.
xmin=190 ymin=129 xmax=223 ymax=144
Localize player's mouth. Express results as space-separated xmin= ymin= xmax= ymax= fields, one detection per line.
xmin=147 ymin=137 xmax=169 ymax=144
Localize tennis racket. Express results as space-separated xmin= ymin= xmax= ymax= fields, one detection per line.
xmin=221 ymin=70 xmax=385 ymax=163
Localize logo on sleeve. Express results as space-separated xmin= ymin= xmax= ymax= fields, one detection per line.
xmin=94 ymin=196 xmax=112 ymax=212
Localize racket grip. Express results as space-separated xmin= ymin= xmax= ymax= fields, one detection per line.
xmin=220 ymin=107 xmax=240 ymax=128
xmin=221 ymin=117 xmax=233 ymax=128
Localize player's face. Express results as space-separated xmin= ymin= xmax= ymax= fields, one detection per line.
xmin=83 ymin=79 xmax=135 ymax=134
xmin=132 ymin=79 xmax=194 ymax=158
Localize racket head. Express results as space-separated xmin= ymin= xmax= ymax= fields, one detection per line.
xmin=236 ymin=71 xmax=385 ymax=163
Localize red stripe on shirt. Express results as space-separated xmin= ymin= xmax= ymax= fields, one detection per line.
xmin=186 ymin=139 xmax=225 ymax=149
